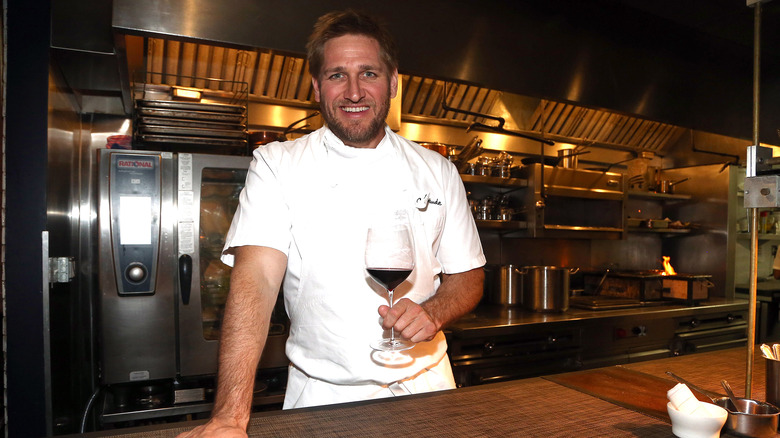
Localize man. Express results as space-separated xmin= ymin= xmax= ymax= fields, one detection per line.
xmin=179 ymin=9 xmax=484 ymax=437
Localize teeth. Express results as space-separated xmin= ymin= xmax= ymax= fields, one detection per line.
xmin=342 ymin=106 xmax=369 ymax=113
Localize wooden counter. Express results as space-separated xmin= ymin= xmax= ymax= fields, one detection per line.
xmin=79 ymin=347 xmax=773 ymax=437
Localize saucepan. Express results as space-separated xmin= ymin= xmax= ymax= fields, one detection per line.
xmin=715 ymin=396 xmax=780 ymax=438
xmin=419 ymin=142 xmax=453 ymax=158
xmin=249 ymin=130 xmax=285 ymax=146
xmin=248 ymin=111 xmax=321 ymax=149
xmin=659 ymin=178 xmax=689 ymax=194
xmin=557 ymin=149 xmax=591 ymax=169
xmin=667 ymin=371 xmax=780 ymax=438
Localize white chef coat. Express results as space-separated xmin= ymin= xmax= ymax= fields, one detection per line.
xmin=222 ymin=126 xmax=485 ymax=408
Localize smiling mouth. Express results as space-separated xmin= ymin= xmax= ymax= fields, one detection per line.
xmin=342 ymin=106 xmax=369 ymax=113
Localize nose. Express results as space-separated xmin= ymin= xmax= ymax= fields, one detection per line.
xmin=344 ymin=76 xmax=365 ymax=102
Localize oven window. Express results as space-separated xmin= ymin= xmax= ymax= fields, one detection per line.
xmin=199 ymin=168 xmax=246 ymax=340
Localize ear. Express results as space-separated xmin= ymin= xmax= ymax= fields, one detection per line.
xmin=389 ymin=68 xmax=399 ymax=99
xmin=312 ymin=76 xmax=322 ymax=102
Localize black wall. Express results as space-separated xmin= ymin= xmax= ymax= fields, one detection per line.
xmin=6 ymin=1 xmax=51 ymax=437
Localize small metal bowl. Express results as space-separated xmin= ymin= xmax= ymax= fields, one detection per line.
xmin=714 ymin=397 xmax=780 ymax=438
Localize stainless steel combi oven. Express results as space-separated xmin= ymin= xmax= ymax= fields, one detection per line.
xmin=95 ymin=149 xmax=288 ymax=421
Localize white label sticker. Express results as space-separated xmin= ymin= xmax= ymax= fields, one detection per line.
xmin=178 ymin=191 xmax=194 ymax=222
xmin=178 ymin=221 xmax=195 ymax=254
xmin=179 ymin=153 xmax=193 ymax=191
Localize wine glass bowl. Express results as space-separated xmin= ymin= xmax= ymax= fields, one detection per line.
xmin=365 ymin=211 xmax=415 ymax=353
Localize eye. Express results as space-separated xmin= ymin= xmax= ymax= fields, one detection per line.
xmin=328 ymin=72 xmax=345 ymax=80
xmin=363 ymin=71 xmax=378 ymax=79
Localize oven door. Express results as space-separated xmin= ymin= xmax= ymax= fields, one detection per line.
xmin=176 ymin=153 xmax=289 ymax=378
xmin=447 ymin=327 xmax=582 ymax=387
xmin=97 ymin=149 xmax=177 ymax=384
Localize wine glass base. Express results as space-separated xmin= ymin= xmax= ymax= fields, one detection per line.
xmin=371 ymin=350 xmax=414 ymax=366
xmin=370 ymin=338 xmax=415 ymax=352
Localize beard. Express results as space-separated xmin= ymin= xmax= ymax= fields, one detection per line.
xmin=320 ymin=95 xmax=391 ymax=147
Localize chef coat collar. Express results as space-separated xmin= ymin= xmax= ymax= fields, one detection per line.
xmin=322 ymin=126 xmax=394 ymax=159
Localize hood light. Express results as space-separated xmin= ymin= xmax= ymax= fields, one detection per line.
xmin=172 ymin=88 xmax=202 ymax=101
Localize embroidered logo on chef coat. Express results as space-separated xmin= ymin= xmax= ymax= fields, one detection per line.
xmin=415 ymin=193 xmax=442 ymax=210
xmin=415 ymin=193 xmax=430 ymax=209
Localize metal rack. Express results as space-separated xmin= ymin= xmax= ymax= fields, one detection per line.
xmin=132 ymin=72 xmax=250 ymax=155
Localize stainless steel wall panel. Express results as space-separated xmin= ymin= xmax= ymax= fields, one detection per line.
xmin=662 ymin=164 xmax=733 ymax=298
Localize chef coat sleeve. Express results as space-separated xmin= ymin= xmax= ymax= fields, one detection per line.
xmin=221 ymin=147 xmax=292 ymax=267
xmin=436 ymin=162 xmax=486 ymax=274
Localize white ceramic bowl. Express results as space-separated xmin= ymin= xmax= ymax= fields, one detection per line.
xmin=667 ymin=401 xmax=728 ymax=438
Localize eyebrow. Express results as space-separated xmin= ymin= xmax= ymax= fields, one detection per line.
xmin=322 ymin=64 xmax=382 ymax=75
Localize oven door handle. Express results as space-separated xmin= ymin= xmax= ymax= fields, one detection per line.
xmin=179 ymin=254 xmax=192 ymax=305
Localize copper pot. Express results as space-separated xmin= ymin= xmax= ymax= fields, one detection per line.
xmin=249 ymin=131 xmax=286 ymax=146
xmin=419 ymin=142 xmax=451 ymax=157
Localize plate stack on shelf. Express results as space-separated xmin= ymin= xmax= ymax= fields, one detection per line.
xmin=134 ymin=99 xmax=248 ymax=155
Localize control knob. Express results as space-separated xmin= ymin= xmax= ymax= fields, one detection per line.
xmin=126 ymin=263 xmax=147 ymax=283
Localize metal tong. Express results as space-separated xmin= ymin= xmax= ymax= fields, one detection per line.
xmin=760 ymin=343 xmax=780 ymax=360
xmin=455 ymin=136 xmax=484 ymax=173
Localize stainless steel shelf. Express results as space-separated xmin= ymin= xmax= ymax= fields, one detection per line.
xmin=626 ymin=190 xmax=692 ymax=201
xmin=627 ymin=227 xmax=692 ymax=235
xmin=475 ymin=220 xmax=528 ymax=230
xmin=736 ymin=232 xmax=780 ymax=241
xmin=460 ymin=174 xmax=528 ymax=188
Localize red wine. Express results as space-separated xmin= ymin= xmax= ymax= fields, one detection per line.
xmin=367 ymin=268 xmax=412 ymax=290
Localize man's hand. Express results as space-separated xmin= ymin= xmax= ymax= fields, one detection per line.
xmin=378 ymin=267 xmax=484 ymax=342
xmin=175 ymin=416 xmax=247 ymax=438
xmin=378 ymin=298 xmax=439 ymax=342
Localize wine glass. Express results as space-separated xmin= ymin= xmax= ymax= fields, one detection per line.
xmin=365 ymin=211 xmax=415 ymax=353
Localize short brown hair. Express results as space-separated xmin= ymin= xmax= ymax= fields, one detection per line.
xmin=306 ymin=9 xmax=399 ymax=79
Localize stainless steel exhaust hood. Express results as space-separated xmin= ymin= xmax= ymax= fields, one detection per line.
xmin=50 ymin=0 xmax=774 ymax=160
xmin=136 ymin=36 xmax=686 ymax=155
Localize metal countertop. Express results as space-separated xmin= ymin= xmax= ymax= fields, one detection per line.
xmin=447 ymin=297 xmax=748 ymax=337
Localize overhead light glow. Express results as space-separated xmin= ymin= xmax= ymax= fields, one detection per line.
xmin=173 ymin=88 xmax=202 ymax=101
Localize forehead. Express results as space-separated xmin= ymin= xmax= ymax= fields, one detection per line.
xmin=321 ymin=34 xmax=384 ymax=71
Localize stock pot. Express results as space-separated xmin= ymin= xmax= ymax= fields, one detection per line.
xmin=485 ymin=264 xmax=523 ymax=306
xmin=521 ymin=266 xmax=578 ymax=312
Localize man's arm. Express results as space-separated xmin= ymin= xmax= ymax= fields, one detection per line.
xmin=178 ymin=246 xmax=287 ymax=437
xmin=379 ymin=267 xmax=484 ymax=342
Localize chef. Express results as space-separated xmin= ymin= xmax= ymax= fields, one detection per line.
xmin=179 ymin=9 xmax=485 ymax=437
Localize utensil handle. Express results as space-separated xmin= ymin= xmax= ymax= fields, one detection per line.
xmin=666 ymin=371 xmax=723 ymax=401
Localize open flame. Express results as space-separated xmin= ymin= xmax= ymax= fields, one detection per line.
xmin=662 ymin=256 xmax=677 ymax=276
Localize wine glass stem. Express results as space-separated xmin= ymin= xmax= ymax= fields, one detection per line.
xmin=388 ymin=289 xmax=395 ymax=343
